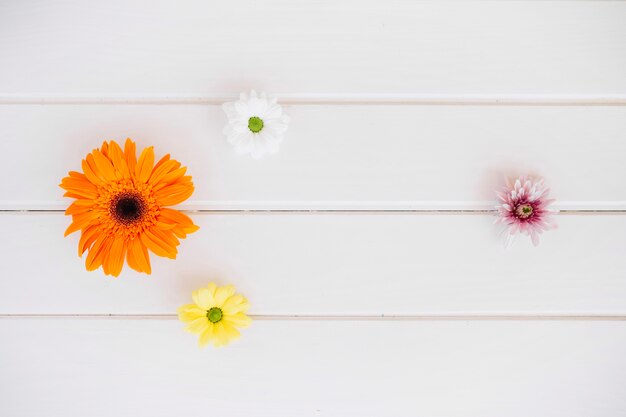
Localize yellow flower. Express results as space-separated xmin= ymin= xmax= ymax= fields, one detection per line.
xmin=177 ymin=283 xmax=252 ymax=347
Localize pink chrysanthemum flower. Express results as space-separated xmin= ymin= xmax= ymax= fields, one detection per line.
xmin=495 ymin=175 xmax=557 ymax=246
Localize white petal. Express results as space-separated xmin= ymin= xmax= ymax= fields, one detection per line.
xmin=531 ymin=232 xmax=541 ymax=246
xmin=263 ymin=103 xmax=283 ymax=119
xmin=235 ymin=133 xmax=255 ymax=154
xmin=260 ymin=131 xmax=281 ymax=153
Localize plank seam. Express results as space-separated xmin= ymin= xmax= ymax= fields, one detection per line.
xmin=2 ymin=314 xmax=626 ymax=321
xmin=3 ymin=201 xmax=626 ymax=212
xmin=2 ymin=94 xmax=626 ymax=106
xmin=1 ymin=209 xmax=625 ymax=215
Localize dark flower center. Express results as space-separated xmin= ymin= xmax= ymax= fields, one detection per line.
xmin=111 ymin=193 xmax=146 ymax=225
xmin=207 ymin=307 xmax=223 ymax=323
xmin=515 ymin=203 xmax=534 ymax=219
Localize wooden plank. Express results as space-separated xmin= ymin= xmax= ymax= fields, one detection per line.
xmin=1 ymin=105 xmax=625 ymax=208
xmin=1 ymin=1 xmax=625 ymax=96
xmin=1 ymin=318 xmax=625 ymax=416
xmin=1 ymin=213 xmax=625 ymax=314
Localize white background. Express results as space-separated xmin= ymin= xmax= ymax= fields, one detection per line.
xmin=1 ymin=1 xmax=626 ymax=416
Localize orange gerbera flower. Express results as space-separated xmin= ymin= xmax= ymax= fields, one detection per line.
xmin=60 ymin=139 xmax=199 ymax=277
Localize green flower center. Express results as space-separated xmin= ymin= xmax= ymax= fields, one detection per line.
xmin=516 ymin=204 xmax=533 ymax=219
xmin=206 ymin=307 xmax=223 ymax=323
xmin=248 ymin=116 xmax=264 ymax=133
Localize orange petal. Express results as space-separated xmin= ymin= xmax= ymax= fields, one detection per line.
xmin=65 ymin=200 xmax=94 ymax=216
xmin=135 ymin=146 xmax=155 ymax=184
xmin=124 ymin=139 xmax=137 ymax=173
xmin=139 ymin=239 xmax=152 ymax=273
xmin=81 ymin=158 xmax=103 ymax=185
xmin=126 ymin=242 xmax=140 ymax=272
xmin=100 ymin=141 xmax=109 ymax=157
xmin=60 ymin=177 xmax=98 ymax=192
xmin=128 ymin=237 xmax=151 ymax=274
xmin=183 ymin=224 xmax=200 ymax=233
xmin=140 ymin=230 xmax=177 ymax=259
xmin=149 ymin=226 xmax=180 ymax=248
xmin=68 ymin=171 xmax=88 ymax=180
xmin=69 ymin=198 xmax=96 ymax=207
xmin=148 ymin=227 xmax=179 ymax=251
xmin=61 ymin=187 xmax=98 ymax=200
xmin=63 ymin=191 xmax=94 ymax=200
xmin=60 ymin=182 xmax=98 ymax=199
xmin=78 ymin=225 xmax=101 ymax=256
xmin=171 ymin=223 xmax=200 ymax=239
xmin=155 ymin=221 xmax=176 ymax=230
xmin=107 ymin=140 xmax=129 ymax=178
xmin=92 ymin=150 xmax=118 ymax=181
xmin=155 ymin=184 xmax=194 ymax=206
xmin=85 ymin=235 xmax=112 ymax=271
xmin=165 ymin=175 xmax=194 ymax=190
xmin=105 ymin=238 xmax=126 ymax=277
xmin=158 ymin=207 xmax=196 ymax=226
xmin=85 ymin=153 xmax=108 ymax=183
xmin=171 ymin=226 xmax=187 ymax=239
xmin=149 ymin=159 xmax=179 ymax=185
xmin=64 ymin=212 xmax=96 ymax=236
xmin=152 ymin=167 xmax=187 ymax=190
xmin=153 ymin=154 xmax=171 ymax=171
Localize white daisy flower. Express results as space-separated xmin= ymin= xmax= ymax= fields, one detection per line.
xmin=222 ymin=91 xmax=290 ymax=159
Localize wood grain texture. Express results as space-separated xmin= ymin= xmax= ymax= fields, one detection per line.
xmin=1 ymin=105 xmax=626 ymax=208
xmin=0 ymin=0 xmax=625 ymax=96
xmin=2 ymin=213 xmax=625 ymax=315
xmin=2 ymin=318 xmax=626 ymax=417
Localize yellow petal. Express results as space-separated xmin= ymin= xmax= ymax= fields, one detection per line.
xmin=198 ymin=324 xmax=214 ymax=348
xmin=214 ymin=285 xmax=236 ymax=306
xmin=207 ymin=282 xmax=218 ymax=297
xmin=221 ymin=294 xmax=247 ymax=315
xmin=212 ymin=322 xmax=230 ymax=347
xmin=224 ymin=312 xmax=252 ymax=328
xmin=186 ymin=317 xmax=209 ymax=334
xmin=192 ymin=288 xmax=213 ymax=309
xmin=177 ymin=304 xmax=206 ymax=322
xmin=221 ymin=321 xmax=241 ymax=342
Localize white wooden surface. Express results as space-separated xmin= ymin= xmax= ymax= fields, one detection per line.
xmin=1 ymin=105 xmax=626 ymax=209
xmin=2 ymin=213 xmax=626 ymax=315
xmin=1 ymin=1 xmax=626 ymax=416
xmin=1 ymin=0 xmax=626 ymax=96
xmin=2 ymin=319 xmax=626 ymax=417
